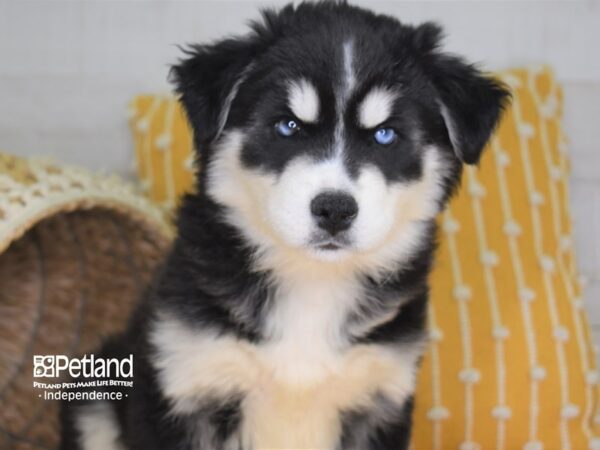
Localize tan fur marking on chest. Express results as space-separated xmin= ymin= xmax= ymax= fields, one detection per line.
xmin=152 ymin=317 xmax=419 ymax=450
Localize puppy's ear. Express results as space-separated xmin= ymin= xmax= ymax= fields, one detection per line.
xmin=170 ymin=38 xmax=261 ymax=145
xmin=411 ymin=23 xmax=510 ymax=164
xmin=429 ymin=55 xmax=511 ymax=164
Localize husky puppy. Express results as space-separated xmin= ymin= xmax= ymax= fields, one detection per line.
xmin=60 ymin=2 xmax=509 ymax=449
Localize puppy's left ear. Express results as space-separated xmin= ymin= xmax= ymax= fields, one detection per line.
xmin=412 ymin=22 xmax=510 ymax=164
xmin=427 ymin=53 xmax=511 ymax=165
xmin=170 ymin=37 xmax=262 ymax=145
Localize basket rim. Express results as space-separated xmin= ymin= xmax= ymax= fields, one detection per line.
xmin=0 ymin=154 xmax=175 ymax=255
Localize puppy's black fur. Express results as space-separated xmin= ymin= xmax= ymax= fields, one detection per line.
xmin=60 ymin=2 xmax=509 ymax=449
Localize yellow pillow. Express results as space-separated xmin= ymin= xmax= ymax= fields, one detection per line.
xmin=128 ymin=95 xmax=196 ymax=208
xmin=128 ymin=67 xmax=600 ymax=449
xmin=412 ymin=67 xmax=600 ymax=450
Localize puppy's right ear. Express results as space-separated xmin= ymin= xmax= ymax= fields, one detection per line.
xmin=170 ymin=38 xmax=261 ymax=145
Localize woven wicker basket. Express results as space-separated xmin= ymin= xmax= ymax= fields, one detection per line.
xmin=0 ymin=153 xmax=173 ymax=449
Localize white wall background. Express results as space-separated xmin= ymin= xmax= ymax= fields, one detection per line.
xmin=0 ymin=0 xmax=599 ymax=331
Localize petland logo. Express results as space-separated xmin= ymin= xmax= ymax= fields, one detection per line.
xmin=33 ymin=354 xmax=133 ymax=378
xmin=33 ymin=354 xmax=134 ymax=401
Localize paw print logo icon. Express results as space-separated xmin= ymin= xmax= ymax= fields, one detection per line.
xmin=33 ymin=355 xmax=55 ymax=377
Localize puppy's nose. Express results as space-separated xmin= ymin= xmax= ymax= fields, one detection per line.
xmin=310 ymin=191 xmax=358 ymax=235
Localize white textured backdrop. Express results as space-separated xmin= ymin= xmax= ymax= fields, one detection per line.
xmin=0 ymin=0 xmax=598 ymax=334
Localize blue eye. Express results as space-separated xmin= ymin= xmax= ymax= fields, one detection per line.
xmin=275 ymin=119 xmax=300 ymax=137
xmin=373 ymin=127 xmax=396 ymax=145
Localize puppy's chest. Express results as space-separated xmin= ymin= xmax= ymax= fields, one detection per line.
xmin=153 ymin=289 xmax=415 ymax=449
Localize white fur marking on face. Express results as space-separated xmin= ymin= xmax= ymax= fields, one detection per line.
xmin=342 ymin=40 xmax=356 ymax=94
xmin=347 ymin=147 xmax=448 ymax=277
xmin=358 ymin=87 xmax=397 ymax=129
xmin=288 ymin=79 xmax=320 ymax=123
xmin=266 ymin=156 xmax=352 ymax=249
xmin=207 ymin=130 xmax=356 ymax=264
xmin=333 ymin=40 xmax=355 ymax=159
xmin=76 ymin=402 xmax=124 ymax=450
xmin=206 ymin=130 xmax=281 ymax=253
xmin=207 ymin=130 xmax=449 ymax=278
